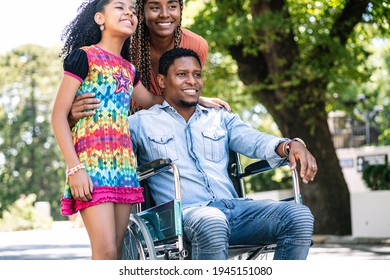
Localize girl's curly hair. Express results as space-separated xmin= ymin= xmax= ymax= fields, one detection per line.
xmin=59 ymin=0 xmax=131 ymax=61
xmin=130 ymin=0 xmax=183 ymax=90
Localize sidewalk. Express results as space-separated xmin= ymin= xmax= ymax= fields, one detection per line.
xmin=0 ymin=222 xmax=389 ymax=260
xmin=0 ymin=222 xmax=90 ymax=260
xmin=312 ymin=234 xmax=390 ymax=245
xmin=308 ymin=235 xmax=390 ymax=260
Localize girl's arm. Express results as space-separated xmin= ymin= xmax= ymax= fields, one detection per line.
xmin=51 ymin=75 xmax=93 ymax=201
xmin=132 ymin=83 xmax=164 ymax=109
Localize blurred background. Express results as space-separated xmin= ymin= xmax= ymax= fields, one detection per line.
xmin=0 ymin=0 xmax=389 ymax=240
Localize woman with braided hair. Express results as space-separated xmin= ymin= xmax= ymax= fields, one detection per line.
xmin=68 ymin=0 xmax=230 ymax=123
xmin=129 ymin=0 xmax=210 ymax=111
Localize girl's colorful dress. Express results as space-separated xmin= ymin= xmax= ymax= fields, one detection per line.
xmin=61 ymin=45 xmax=143 ymax=216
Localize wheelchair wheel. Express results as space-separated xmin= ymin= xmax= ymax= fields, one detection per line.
xmin=122 ymin=214 xmax=157 ymax=260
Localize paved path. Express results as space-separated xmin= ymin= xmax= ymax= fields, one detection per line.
xmin=1 ymin=222 xmax=390 ymax=260
xmin=0 ymin=222 xmax=90 ymax=260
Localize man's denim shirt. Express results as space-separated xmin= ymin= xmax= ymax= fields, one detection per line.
xmin=129 ymin=101 xmax=288 ymax=209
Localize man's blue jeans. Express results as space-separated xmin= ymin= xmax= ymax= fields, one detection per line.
xmin=183 ymin=198 xmax=314 ymax=260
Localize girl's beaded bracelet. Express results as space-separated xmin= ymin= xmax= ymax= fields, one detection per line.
xmin=66 ymin=163 xmax=85 ymax=176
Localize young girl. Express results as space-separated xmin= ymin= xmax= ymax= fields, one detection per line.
xmin=51 ymin=0 xmax=162 ymax=259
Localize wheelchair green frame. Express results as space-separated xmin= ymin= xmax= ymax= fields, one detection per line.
xmin=122 ymin=152 xmax=302 ymax=260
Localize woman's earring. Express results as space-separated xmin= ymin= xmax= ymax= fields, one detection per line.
xmin=100 ymin=24 xmax=105 ymax=31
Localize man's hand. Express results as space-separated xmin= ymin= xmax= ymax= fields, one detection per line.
xmin=288 ymin=141 xmax=317 ymax=184
xmin=68 ymin=93 xmax=100 ymax=127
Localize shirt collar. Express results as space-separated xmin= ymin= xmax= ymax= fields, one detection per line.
xmin=160 ymin=101 xmax=210 ymax=116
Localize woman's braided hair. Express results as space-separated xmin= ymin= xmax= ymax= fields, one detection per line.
xmin=130 ymin=0 xmax=183 ymax=90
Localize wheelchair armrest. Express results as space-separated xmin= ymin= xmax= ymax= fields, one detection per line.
xmin=240 ymin=159 xmax=302 ymax=204
xmin=241 ymin=160 xmax=288 ymax=178
xmin=137 ymin=158 xmax=172 ymax=181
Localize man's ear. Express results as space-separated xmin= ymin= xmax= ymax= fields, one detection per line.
xmin=94 ymin=12 xmax=105 ymax=26
xmin=157 ymin=74 xmax=166 ymax=89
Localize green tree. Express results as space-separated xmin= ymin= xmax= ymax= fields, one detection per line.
xmin=189 ymin=0 xmax=389 ymax=234
xmin=359 ymin=42 xmax=390 ymax=145
xmin=0 ymin=45 xmax=65 ymax=220
xmin=330 ymin=36 xmax=390 ymax=147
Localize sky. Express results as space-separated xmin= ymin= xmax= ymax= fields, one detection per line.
xmin=0 ymin=0 xmax=83 ymax=54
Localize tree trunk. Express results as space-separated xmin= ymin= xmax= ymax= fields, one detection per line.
xmin=234 ymin=54 xmax=352 ymax=233
xmin=221 ymin=0 xmax=353 ymax=235
xmin=229 ymin=47 xmax=352 ymax=235
xmin=272 ymin=91 xmax=352 ymax=235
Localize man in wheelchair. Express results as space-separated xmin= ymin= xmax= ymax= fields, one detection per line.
xmin=129 ymin=48 xmax=317 ymax=260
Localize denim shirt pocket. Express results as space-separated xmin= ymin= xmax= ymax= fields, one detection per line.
xmin=148 ymin=134 xmax=178 ymax=161
xmin=202 ymin=129 xmax=226 ymax=163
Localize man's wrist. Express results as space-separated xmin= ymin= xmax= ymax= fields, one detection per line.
xmin=292 ymin=137 xmax=306 ymax=147
xmin=285 ymin=138 xmax=306 ymax=156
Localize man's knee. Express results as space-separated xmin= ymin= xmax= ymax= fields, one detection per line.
xmin=285 ymin=204 xmax=314 ymax=237
xmin=183 ymin=206 xmax=230 ymax=247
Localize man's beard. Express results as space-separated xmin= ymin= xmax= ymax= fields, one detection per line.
xmin=179 ymin=100 xmax=198 ymax=107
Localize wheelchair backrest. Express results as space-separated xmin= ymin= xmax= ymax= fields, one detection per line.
xmin=228 ymin=150 xmax=246 ymax=198
xmin=138 ymin=150 xmax=246 ymax=212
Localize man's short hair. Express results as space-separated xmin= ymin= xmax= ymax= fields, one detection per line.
xmin=158 ymin=48 xmax=202 ymax=76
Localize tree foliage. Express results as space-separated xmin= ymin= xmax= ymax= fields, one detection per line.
xmin=187 ymin=0 xmax=389 ymax=234
xmin=0 ymin=193 xmax=53 ymax=231
xmin=0 ymin=45 xmax=65 ymax=220
xmin=362 ymin=163 xmax=390 ymax=190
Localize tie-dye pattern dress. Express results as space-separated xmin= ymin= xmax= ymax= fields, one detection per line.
xmin=60 ymin=45 xmax=143 ymax=216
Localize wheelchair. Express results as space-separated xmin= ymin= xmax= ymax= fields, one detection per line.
xmin=122 ymin=151 xmax=303 ymax=260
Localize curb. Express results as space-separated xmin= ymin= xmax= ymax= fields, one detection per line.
xmin=312 ymin=234 xmax=390 ymax=245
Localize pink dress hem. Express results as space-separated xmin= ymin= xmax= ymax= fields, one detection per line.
xmin=61 ymin=186 xmax=144 ymax=216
